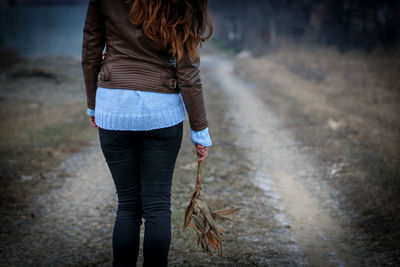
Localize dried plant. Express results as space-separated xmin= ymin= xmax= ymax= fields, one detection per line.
xmin=184 ymin=161 xmax=240 ymax=256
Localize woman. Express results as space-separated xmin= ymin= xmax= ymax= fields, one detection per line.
xmin=81 ymin=0 xmax=213 ymax=266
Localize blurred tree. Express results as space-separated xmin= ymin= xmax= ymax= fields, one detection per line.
xmin=209 ymin=0 xmax=400 ymax=53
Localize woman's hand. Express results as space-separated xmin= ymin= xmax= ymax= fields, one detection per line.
xmin=196 ymin=144 xmax=208 ymax=162
xmin=89 ymin=116 xmax=98 ymax=128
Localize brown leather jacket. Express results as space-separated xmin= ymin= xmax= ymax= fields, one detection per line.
xmin=81 ymin=0 xmax=208 ymax=131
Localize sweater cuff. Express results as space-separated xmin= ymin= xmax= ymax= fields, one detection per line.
xmin=190 ymin=127 xmax=212 ymax=147
xmin=87 ymin=108 xmax=95 ymax=116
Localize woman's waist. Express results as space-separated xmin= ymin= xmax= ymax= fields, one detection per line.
xmin=95 ymin=87 xmax=184 ymax=113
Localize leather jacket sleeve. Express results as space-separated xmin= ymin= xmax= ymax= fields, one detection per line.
xmin=81 ymin=0 xmax=106 ymax=110
xmin=176 ymin=53 xmax=209 ymax=131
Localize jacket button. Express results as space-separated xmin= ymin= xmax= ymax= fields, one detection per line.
xmin=98 ymin=72 xmax=105 ymax=82
xmin=168 ymin=79 xmax=177 ymax=89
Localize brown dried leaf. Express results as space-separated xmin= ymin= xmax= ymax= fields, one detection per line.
xmin=214 ymin=208 xmax=241 ymax=215
xmin=214 ymin=212 xmax=234 ymax=222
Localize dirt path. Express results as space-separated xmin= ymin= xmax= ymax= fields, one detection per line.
xmin=202 ymin=54 xmax=375 ymax=266
xmin=0 ymin=53 xmax=380 ymax=266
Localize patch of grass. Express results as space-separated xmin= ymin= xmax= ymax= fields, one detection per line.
xmin=25 ymin=112 xmax=93 ymax=148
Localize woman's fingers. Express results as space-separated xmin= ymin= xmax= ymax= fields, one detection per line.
xmin=196 ymin=144 xmax=208 ymax=162
xmin=197 ymin=150 xmax=208 ymax=162
xmin=89 ymin=116 xmax=98 ymax=128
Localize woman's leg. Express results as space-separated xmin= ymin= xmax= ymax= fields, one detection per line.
xmin=98 ymin=127 xmax=142 ymax=267
xmin=139 ymin=122 xmax=183 ymax=267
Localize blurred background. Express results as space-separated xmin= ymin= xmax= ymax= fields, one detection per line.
xmin=210 ymin=0 xmax=400 ymax=53
xmin=2 ymin=0 xmax=400 ymax=55
xmin=0 ymin=0 xmax=399 ymax=266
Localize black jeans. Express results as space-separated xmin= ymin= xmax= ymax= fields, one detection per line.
xmin=98 ymin=122 xmax=183 ymax=267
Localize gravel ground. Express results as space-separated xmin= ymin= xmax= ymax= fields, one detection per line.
xmin=0 ymin=146 xmax=115 ymax=266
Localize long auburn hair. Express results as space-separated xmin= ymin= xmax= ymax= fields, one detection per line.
xmin=125 ymin=0 xmax=213 ymax=62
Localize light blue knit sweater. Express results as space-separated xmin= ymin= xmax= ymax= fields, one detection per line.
xmin=87 ymin=87 xmax=212 ymax=147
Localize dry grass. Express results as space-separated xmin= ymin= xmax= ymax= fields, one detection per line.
xmin=235 ymin=44 xmax=400 ymax=259
xmin=239 ymin=44 xmax=400 ymax=161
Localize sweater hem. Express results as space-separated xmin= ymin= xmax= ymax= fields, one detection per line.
xmin=94 ymin=105 xmax=186 ymax=131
